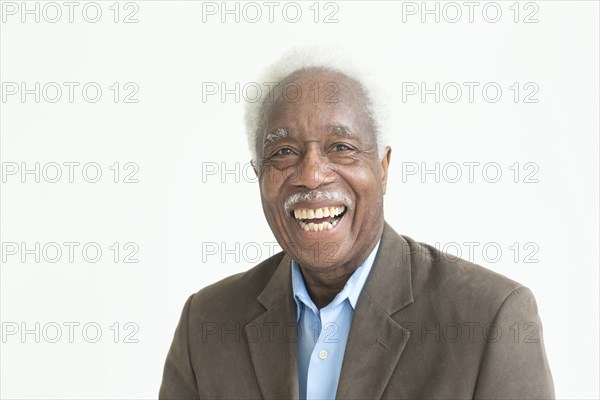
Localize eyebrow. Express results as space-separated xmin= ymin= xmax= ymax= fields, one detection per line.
xmin=325 ymin=124 xmax=358 ymax=139
xmin=262 ymin=124 xmax=358 ymax=148
xmin=263 ymin=128 xmax=289 ymax=146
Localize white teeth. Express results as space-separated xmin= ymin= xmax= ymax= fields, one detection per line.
xmin=293 ymin=205 xmax=347 ymax=231
xmin=293 ymin=205 xmax=346 ymax=220
xmin=298 ymin=219 xmax=338 ymax=232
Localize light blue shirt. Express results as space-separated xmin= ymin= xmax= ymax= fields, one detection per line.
xmin=291 ymin=240 xmax=381 ymax=400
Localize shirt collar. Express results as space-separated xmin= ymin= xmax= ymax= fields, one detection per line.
xmin=291 ymin=239 xmax=381 ymax=320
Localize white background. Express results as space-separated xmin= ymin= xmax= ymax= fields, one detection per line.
xmin=1 ymin=1 xmax=598 ymax=399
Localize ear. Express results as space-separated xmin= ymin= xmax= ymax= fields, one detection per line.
xmin=379 ymin=146 xmax=392 ymax=194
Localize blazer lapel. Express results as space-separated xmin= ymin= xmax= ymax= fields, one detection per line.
xmin=245 ymin=254 xmax=300 ymax=400
xmin=336 ymin=223 xmax=414 ymax=400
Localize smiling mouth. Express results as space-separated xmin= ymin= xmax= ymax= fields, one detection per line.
xmin=292 ymin=206 xmax=347 ymax=232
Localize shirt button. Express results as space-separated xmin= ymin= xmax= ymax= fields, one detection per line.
xmin=318 ymin=350 xmax=328 ymax=360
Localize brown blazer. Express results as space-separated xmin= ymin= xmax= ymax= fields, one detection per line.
xmin=160 ymin=223 xmax=554 ymax=399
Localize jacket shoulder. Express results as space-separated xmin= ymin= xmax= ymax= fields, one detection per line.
xmin=186 ymin=251 xmax=286 ymax=321
xmin=402 ymin=235 xmax=527 ymax=317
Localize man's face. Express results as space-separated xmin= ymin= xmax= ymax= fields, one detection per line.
xmin=256 ymin=68 xmax=391 ymax=272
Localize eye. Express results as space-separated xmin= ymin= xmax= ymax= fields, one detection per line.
xmin=274 ymin=147 xmax=294 ymax=156
xmin=333 ymin=143 xmax=351 ymax=152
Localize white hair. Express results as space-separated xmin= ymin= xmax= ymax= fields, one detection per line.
xmin=244 ymin=46 xmax=389 ymax=164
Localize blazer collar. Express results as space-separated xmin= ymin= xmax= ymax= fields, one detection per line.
xmin=335 ymin=222 xmax=414 ymax=399
xmin=362 ymin=222 xmax=414 ymax=314
xmin=246 ymin=222 xmax=414 ymax=399
xmin=246 ymin=252 xmax=299 ymax=399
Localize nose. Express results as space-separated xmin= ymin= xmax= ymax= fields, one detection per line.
xmin=290 ymin=145 xmax=337 ymax=189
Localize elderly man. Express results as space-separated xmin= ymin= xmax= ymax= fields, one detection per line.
xmin=159 ymin=49 xmax=554 ymax=399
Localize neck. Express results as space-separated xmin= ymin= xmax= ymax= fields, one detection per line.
xmin=298 ymin=230 xmax=382 ymax=309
